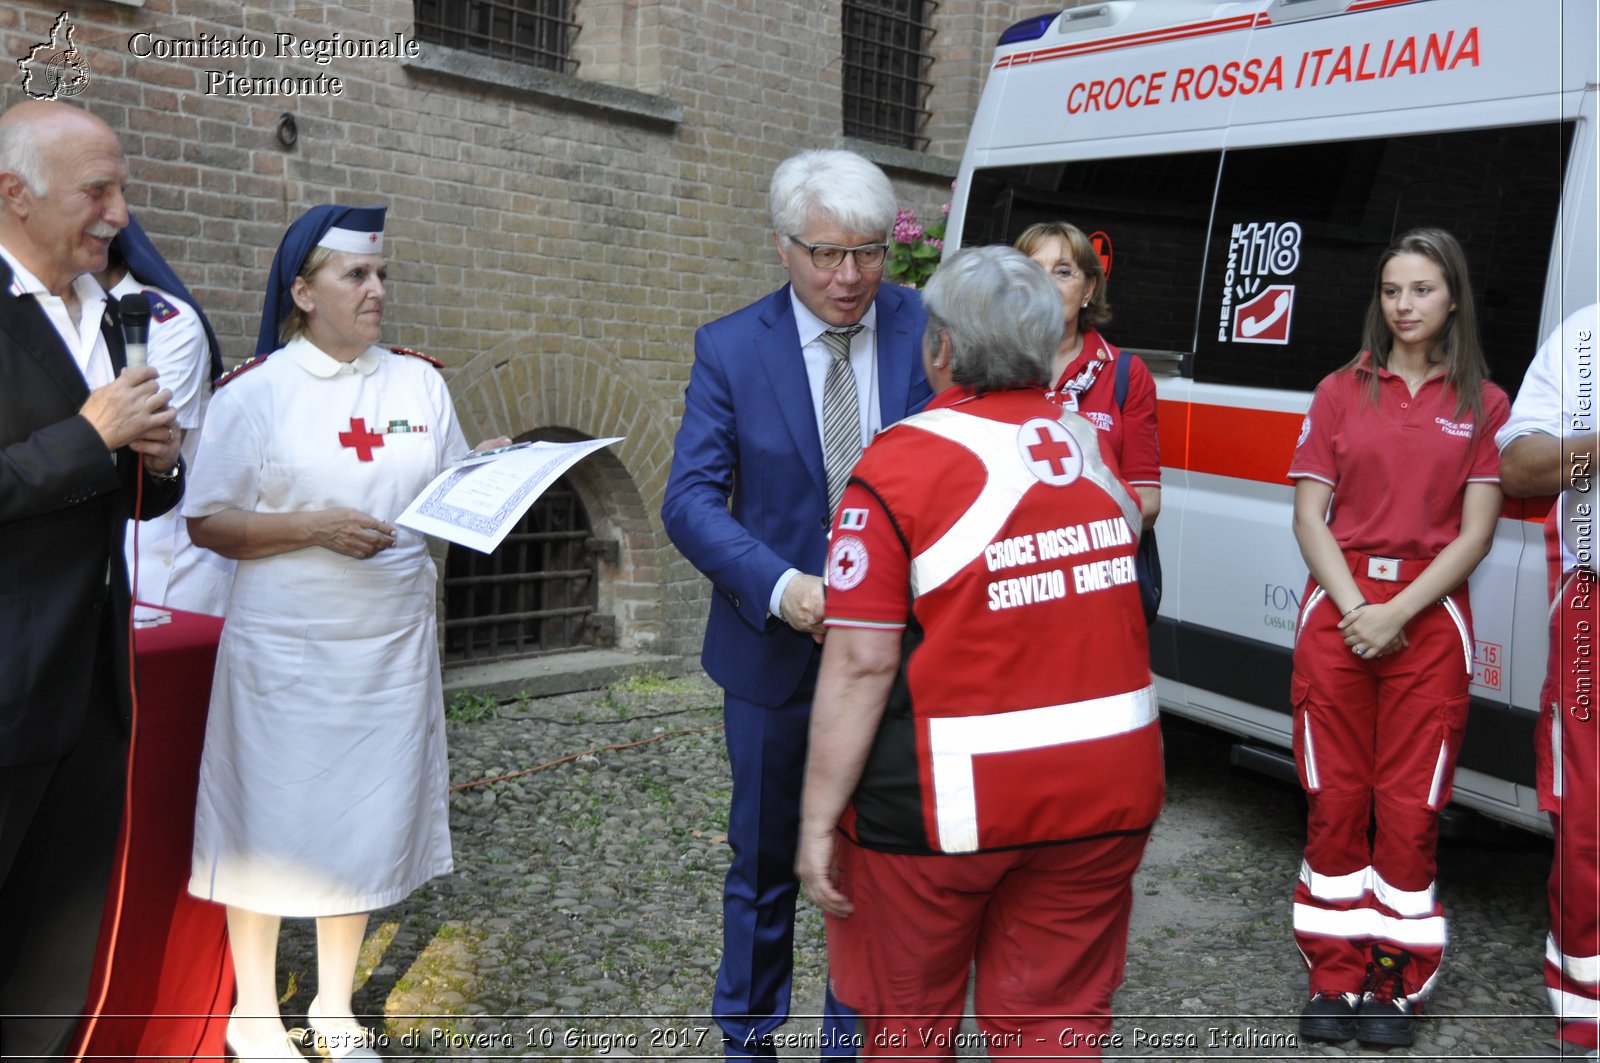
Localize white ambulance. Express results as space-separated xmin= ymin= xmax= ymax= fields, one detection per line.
xmin=946 ymin=0 xmax=1598 ymax=832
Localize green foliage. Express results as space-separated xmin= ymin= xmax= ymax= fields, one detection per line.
xmin=445 ymin=690 xmax=500 ymax=724
xmin=610 ymin=672 xmax=690 ymax=696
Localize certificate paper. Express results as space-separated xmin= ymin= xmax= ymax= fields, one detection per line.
xmin=397 ymin=437 xmax=623 ymax=553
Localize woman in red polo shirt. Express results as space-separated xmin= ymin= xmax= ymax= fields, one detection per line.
xmin=1015 ymin=222 xmax=1160 ymax=528
xmin=1287 ymin=228 xmax=1508 ymax=1050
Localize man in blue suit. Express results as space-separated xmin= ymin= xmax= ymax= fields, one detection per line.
xmin=663 ymin=149 xmax=931 ymax=1059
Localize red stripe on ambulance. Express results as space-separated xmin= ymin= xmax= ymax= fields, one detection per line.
xmin=1156 ymin=398 xmax=1551 ymax=522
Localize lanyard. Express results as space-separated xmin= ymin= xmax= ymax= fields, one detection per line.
xmin=1052 ymin=356 xmax=1107 ymax=412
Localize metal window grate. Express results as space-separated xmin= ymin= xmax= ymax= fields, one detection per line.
xmin=442 ymin=479 xmax=603 ymax=662
xmin=414 ymin=0 xmax=579 ymax=74
xmin=842 ymin=0 xmax=937 ymax=151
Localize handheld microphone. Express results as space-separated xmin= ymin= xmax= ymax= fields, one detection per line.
xmin=118 ymin=292 xmax=151 ymax=369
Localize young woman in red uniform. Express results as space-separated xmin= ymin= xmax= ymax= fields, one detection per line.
xmin=1015 ymin=222 xmax=1160 ymax=528
xmin=1287 ymin=228 xmax=1508 ymax=1048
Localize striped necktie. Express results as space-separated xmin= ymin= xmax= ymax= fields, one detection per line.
xmin=821 ymin=324 xmax=865 ymax=516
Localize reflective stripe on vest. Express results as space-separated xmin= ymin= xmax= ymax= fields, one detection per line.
xmin=902 ymin=405 xmax=1140 ymax=598
xmin=928 ymin=682 xmax=1158 ymax=852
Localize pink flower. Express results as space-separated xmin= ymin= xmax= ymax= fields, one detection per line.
xmin=893 ymin=207 xmax=924 ymax=244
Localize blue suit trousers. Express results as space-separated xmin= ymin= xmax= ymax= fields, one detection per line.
xmin=716 ymin=664 xmax=858 ymax=1060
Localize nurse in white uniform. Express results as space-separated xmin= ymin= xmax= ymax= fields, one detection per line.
xmin=184 ymin=205 xmax=505 ymax=1062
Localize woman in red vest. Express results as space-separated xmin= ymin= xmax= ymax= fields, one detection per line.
xmin=797 ymin=245 xmax=1163 ymax=1059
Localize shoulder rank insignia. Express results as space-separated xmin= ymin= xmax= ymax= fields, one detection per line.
xmin=215 ymin=354 xmax=269 ymax=388
xmin=390 ymin=345 xmax=443 ymax=369
xmin=144 ymin=290 xmax=180 ymax=323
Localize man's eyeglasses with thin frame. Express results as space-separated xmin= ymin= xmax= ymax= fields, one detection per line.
xmin=788 ymin=236 xmax=889 ymax=272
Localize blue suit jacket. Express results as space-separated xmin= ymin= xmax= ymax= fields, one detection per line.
xmin=663 ymin=283 xmax=931 ymax=707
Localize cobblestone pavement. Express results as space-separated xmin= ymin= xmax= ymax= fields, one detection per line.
xmin=271 ymin=671 xmax=1570 ymax=1061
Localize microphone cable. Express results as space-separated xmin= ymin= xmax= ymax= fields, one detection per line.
xmin=74 ymin=292 xmax=153 ymax=1063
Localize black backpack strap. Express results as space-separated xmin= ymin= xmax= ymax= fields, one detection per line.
xmin=1113 ymin=344 xmax=1130 ymax=409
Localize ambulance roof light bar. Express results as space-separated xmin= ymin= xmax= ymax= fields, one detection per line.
xmin=997 ymin=13 xmax=1054 ymax=44
xmin=1266 ymin=0 xmax=1370 ymax=25
xmin=996 ymin=3 xmax=1127 ymax=46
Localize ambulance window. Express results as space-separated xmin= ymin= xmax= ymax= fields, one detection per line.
xmin=960 ymin=151 xmax=1221 ymax=358
xmin=1196 ymin=123 xmax=1572 ymax=394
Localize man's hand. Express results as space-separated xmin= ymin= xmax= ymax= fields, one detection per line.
xmin=306 ymin=507 xmax=398 ymax=559
xmin=129 ymin=423 xmax=182 ymax=473
xmin=778 ymin=573 xmax=826 ymax=634
xmin=80 ymin=365 xmax=176 ymax=453
xmin=796 ymin=824 xmax=853 ymax=918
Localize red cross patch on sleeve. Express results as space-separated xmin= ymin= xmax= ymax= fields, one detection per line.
xmin=828 ymin=534 xmax=869 ymax=591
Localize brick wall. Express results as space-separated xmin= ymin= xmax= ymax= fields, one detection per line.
xmin=1 ymin=0 xmax=1034 ymax=663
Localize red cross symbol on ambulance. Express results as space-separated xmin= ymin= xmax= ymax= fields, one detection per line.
xmin=1017 ymin=417 xmax=1083 ymax=486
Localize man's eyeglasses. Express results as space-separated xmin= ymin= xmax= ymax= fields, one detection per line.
xmin=788 ymin=236 xmax=889 ymax=272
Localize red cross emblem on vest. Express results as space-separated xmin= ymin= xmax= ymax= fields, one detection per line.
xmin=338 ymin=417 xmax=384 ymax=462
xmin=1018 ymin=417 xmax=1082 ymax=486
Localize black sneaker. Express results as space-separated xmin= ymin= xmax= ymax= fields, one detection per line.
xmin=1357 ymin=945 xmax=1418 ymax=1047
xmin=1298 ymin=991 xmax=1357 ymax=1043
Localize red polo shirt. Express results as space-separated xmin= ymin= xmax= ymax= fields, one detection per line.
xmin=1288 ymin=353 xmax=1508 ymax=559
xmin=1048 ymin=329 xmax=1162 ymax=487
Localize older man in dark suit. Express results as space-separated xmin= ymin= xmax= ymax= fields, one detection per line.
xmin=0 ymin=100 xmax=181 ymax=1058
xmin=663 ymin=149 xmax=932 ymax=1058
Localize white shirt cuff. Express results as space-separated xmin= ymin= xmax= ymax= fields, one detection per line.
xmin=770 ymin=567 xmax=800 ymax=619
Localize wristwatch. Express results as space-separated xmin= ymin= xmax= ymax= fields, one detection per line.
xmin=146 ymin=458 xmax=182 ymax=482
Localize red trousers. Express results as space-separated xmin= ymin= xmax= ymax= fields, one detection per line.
xmin=1290 ymin=572 xmax=1472 ymax=1002
xmin=825 ymin=831 xmax=1149 ymax=1061
xmin=1540 ymin=569 xmax=1600 ymax=1050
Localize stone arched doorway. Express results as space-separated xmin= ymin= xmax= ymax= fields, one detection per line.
xmin=441 ymin=471 xmax=605 ymax=663
xmin=443 ymin=342 xmax=682 ymax=663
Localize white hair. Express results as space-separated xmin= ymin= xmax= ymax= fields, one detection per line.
xmin=0 ymin=117 xmax=50 ymax=196
xmin=769 ymin=149 xmax=897 ymax=240
xmin=922 ymin=246 xmax=1063 ymax=393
